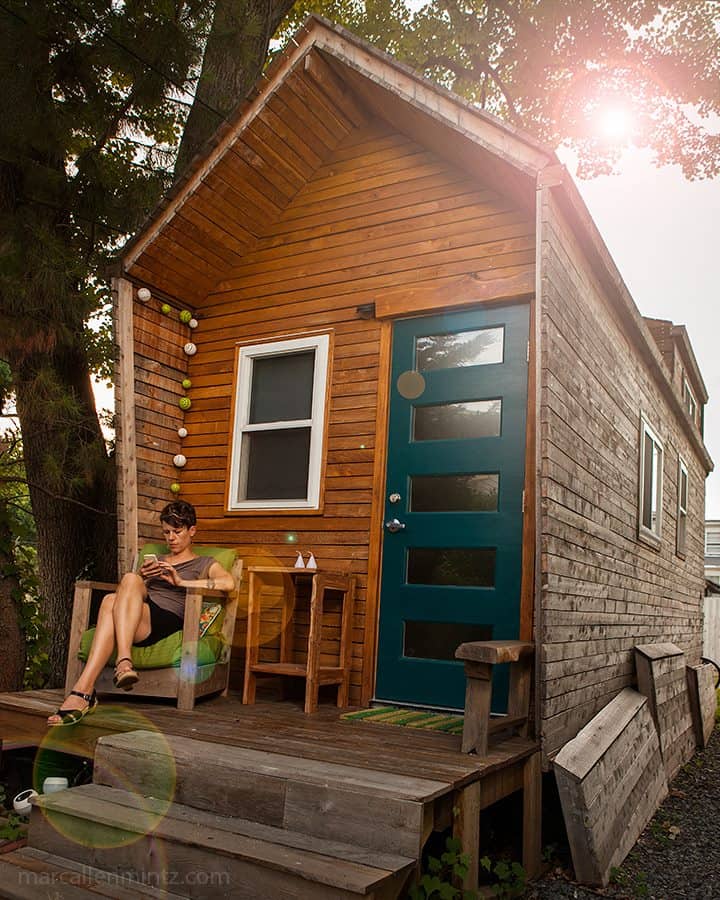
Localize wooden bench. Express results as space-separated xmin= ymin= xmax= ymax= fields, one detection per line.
xmin=455 ymin=640 xmax=534 ymax=757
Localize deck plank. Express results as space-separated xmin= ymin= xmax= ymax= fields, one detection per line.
xmin=0 ymin=690 xmax=537 ymax=791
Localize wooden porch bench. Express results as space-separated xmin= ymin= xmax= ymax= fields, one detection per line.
xmin=455 ymin=640 xmax=534 ymax=757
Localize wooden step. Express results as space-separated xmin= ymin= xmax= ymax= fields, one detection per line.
xmin=0 ymin=846 xmax=186 ymax=899
xmin=93 ymin=729 xmax=444 ymax=857
xmin=30 ymin=784 xmax=415 ymax=899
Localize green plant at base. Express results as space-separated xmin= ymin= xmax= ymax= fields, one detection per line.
xmin=480 ymin=856 xmax=526 ymax=898
xmin=408 ymin=836 xmax=477 ymax=900
xmin=0 ymin=813 xmax=28 ymax=843
xmin=610 ymin=866 xmax=649 ymax=898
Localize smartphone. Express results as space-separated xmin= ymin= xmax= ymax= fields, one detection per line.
xmin=144 ymin=553 xmax=159 ymax=565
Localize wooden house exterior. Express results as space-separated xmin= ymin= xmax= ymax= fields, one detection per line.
xmin=113 ymin=16 xmax=713 ymax=766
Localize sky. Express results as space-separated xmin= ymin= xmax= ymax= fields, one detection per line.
xmin=560 ymin=148 xmax=720 ymax=519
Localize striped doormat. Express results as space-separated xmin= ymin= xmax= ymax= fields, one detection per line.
xmin=341 ymin=705 xmax=463 ymax=734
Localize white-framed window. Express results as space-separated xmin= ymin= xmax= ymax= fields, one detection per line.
xmin=676 ymin=457 xmax=688 ymax=557
xmin=638 ymin=415 xmax=663 ymax=543
xmin=227 ymin=333 xmax=330 ymax=511
xmin=683 ymin=378 xmax=697 ymax=425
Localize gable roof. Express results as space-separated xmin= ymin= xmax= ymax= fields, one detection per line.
xmin=117 ymin=15 xmax=712 ymax=472
xmin=119 ymin=15 xmax=554 ymax=301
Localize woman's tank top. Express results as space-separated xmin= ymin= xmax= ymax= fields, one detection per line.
xmin=146 ymin=556 xmax=214 ymax=619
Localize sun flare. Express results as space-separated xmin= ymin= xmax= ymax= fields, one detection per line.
xmin=598 ymin=107 xmax=632 ymax=141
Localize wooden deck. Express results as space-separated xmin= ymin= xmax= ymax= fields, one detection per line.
xmin=0 ymin=691 xmax=540 ymax=895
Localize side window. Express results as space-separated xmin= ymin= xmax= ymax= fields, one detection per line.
xmin=638 ymin=416 xmax=663 ymax=544
xmin=228 ymin=334 xmax=330 ymax=511
xmin=676 ymin=457 xmax=688 ymax=557
xmin=683 ymin=378 xmax=697 ymax=425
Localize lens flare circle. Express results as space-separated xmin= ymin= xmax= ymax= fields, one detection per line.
xmin=36 ymin=710 xmax=176 ymax=854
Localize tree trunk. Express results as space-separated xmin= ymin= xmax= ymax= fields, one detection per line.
xmin=13 ymin=342 xmax=117 ymax=685
xmin=0 ymin=508 xmax=26 ymax=692
xmin=175 ymin=0 xmax=296 ymax=177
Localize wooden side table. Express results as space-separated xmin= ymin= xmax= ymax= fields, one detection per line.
xmin=242 ymin=567 xmax=356 ymax=714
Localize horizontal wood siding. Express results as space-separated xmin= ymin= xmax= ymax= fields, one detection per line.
xmin=129 ymin=119 xmax=535 ymax=705
xmin=133 ymin=301 xmax=191 ymax=531
xmin=538 ymin=190 xmax=705 ymax=759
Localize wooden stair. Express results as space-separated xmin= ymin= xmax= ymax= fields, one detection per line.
xmin=0 ymin=846 xmax=187 ymax=899
xmin=3 ymin=729 xmax=439 ymax=899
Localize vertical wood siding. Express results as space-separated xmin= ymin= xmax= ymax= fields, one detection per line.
xmin=131 ymin=119 xmax=536 ymax=704
xmin=538 ymin=190 xmax=705 ymax=759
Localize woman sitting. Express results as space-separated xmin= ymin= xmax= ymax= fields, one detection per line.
xmin=47 ymin=500 xmax=235 ymax=726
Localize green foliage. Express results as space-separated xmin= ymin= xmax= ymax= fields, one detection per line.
xmin=0 ymin=432 xmax=49 ymax=687
xmin=610 ymin=866 xmax=649 ymax=898
xmin=0 ymin=813 xmax=28 ymax=843
xmin=479 ymin=855 xmax=526 ymax=898
xmin=408 ymin=836 xmax=477 ymax=900
xmin=0 ymin=0 xmax=215 ymax=362
xmin=278 ymin=1 xmax=720 ymax=180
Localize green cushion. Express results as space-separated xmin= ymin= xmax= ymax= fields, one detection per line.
xmin=78 ymin=627 xmax=223 ymax=669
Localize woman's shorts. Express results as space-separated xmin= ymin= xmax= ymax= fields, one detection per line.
xmin=134 ymin=599 xmax=183 ymax=647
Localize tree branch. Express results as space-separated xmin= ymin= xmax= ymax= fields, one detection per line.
xmin=0 ymin=477 xmax=114 ymax=516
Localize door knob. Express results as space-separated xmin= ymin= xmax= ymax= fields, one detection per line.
xmin=385 ymin=518 xmax=406 ymax=533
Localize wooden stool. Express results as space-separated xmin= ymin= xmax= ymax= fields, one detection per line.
xmin=243 ymin=568 xmax=356 ymax=714
xmin=455 ymin=640 xmax=534 ymax=756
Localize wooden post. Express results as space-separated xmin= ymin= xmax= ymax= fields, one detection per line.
xmin=242 ymin=570 xmax=261 ymax=705
xmin=305 ymin=574 xmax=325 ymax=714
xmin=64 ymin=582 xmax=93 ymax=693
xmin=453 ymin=781 xmax=481 ymax=892
xmin=508 ymin=653 xmax=533 ymax=736
xmin=177 ymin=587 xmax=203 ymax=711
xmin=112 ymin=276 xmax=138 ymax=575
xmin=337 ymin=575 xmax=356 ymax=708
xmin=460 ymin=661 xmax=493 ymax=755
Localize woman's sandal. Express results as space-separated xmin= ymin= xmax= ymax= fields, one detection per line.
xmin=113 ymin=657 xmax=139 ymax=690
xmin=48 ymin=690 xmax=98 ymax=727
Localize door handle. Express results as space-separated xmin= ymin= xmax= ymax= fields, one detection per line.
xmin=385 ymin=518 xmax=406 ymax=533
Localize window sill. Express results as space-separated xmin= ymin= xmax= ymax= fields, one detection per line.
xmin=225 ymin=506 xmax=324 ymax=517
xmin=638 ymin=528 xmax=662 ymax=551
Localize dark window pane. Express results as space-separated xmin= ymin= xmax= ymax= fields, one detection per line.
xmin=249 ymin=351 xmax=314 ymax=423
xmin=411 ymin=474 xmax=499 ymax=512
xmin=407 ymin=548 xmax=496 ymax=587
xmin=680 ymin=468 xmax=688 ymax=510
xmin=404 ymin=621 xmax=493 ymax=661
xmin=413 ymin=400 xmax=501 ymax=441
xmin=415 ymin=327 xmax=504 ymax=370
xmin=242 ymin=428 xmax=310 ymax=500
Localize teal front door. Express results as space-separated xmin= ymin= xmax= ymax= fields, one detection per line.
xmin=375 ymin=304 xmax=529 ymax=711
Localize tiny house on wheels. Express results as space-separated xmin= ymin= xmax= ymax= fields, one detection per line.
xmin=114 ymin=16 xmax=712 ymax=767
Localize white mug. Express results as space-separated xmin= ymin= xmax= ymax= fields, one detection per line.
xmin=13 ymin=789 xmax=38 ymax=815
xmin=42 ymin=777 xmax=69 ymax=794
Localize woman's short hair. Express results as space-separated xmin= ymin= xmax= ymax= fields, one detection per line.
xmin=160 ymin=501 xmax=197 ymax=529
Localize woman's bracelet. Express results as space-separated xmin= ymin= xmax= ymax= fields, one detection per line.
xmin=207 ymin=577 xmax=215 ymax=590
